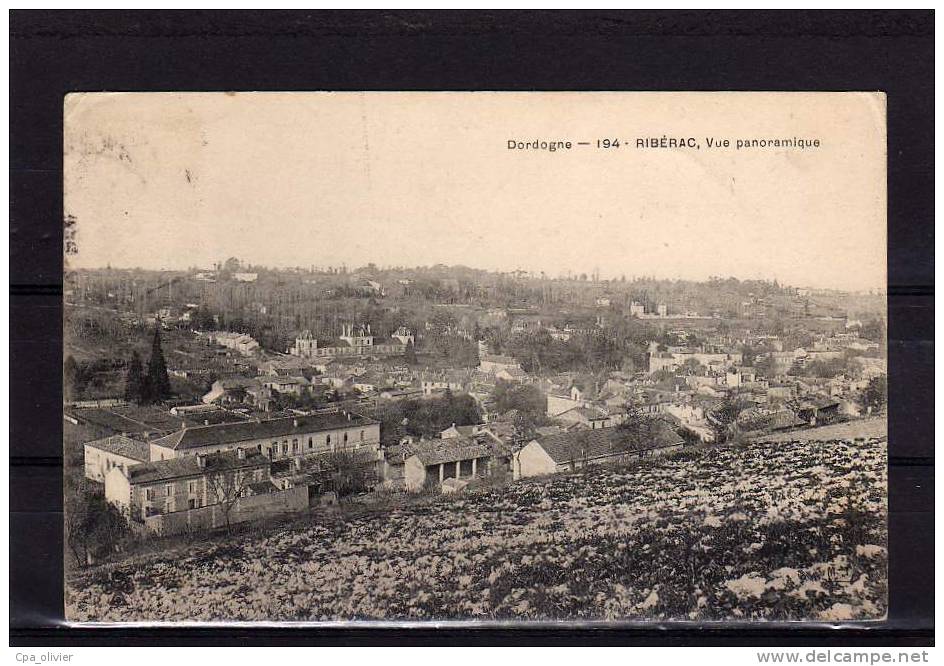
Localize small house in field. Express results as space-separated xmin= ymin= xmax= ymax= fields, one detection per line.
xmin=401 ymin=434 xmax=507 ymax=491
xmin=512 ymin=423 xmax=684 ymax=480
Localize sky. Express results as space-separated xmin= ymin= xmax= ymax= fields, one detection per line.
xmin=64 ymin=92 xmax=887 ymax=291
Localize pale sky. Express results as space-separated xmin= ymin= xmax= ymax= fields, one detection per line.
xmin=64 ymin=92 xmax=887 ymax=291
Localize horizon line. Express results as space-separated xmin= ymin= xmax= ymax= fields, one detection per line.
xmin=65 ymin=262 xmax=886 ymax=295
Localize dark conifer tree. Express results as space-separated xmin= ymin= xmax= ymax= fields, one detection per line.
xmin=404 ymin=339 xmax=418 ymax=365
xmin=64 ymin=355 xmax=84 ymax=402
xmin=123 ymin=351 xmax=146 ymax=404
xmin=145 ymin=326 xmax=172 ymax=403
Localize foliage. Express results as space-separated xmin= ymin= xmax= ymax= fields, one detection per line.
xmin=123 ymin=351 xmax=146 ymax=404
xmin=65 ymin=482 xmax=133 ymax=569
xmin=144 ymin=326 xmax=172 ymax=403
xmin=64 ymin=355 xmax=85 ymax=402
xmin=404 ymin=340 xmax=418 ymax=365
xmin=859 ymin=318 xmax=886 ymax=344
xmin=793 ymin=356 xmax=856 ymax=379
xmin=711 ymin=397 xmax=747 ymax=442
xmin=491 ymin=381 xmax=547 ymax=420
xmin=371 ymin=393 xmax=482 ymax=445
xmin=321 ymin=448 xmax=380 ymax=498
xmin=754 ymin=353 xmax=777 ymax=378
xmin=614 ymin=405 xmax=658 ymax=454
xmin=862 ymin=376 xmax=887 ymax=412
xmin=740 ymin=345 xmax=757 ymax=367
xmin=205 ymin=465 xmax=256 ymax=530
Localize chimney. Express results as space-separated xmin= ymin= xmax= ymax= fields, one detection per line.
xmin=237 ymin=447 xmax=246 ymax=460
xmin=293 ymin=418 xmax=299 ymax=428
xmin=204 ymin=419 xmax=210 ymax=426
xmin=347 ymin=412 xmax=352 ymax=421
xmin=196 ymin=454 xmax=206 ymax=468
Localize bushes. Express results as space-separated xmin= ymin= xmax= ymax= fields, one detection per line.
xmin=65 ymin=482 xmax=134 ymax=570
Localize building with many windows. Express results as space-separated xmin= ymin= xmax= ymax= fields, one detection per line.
xmin=289 ymin=324 xmax=409 ymax=358
xmin=147 ymin=411 xmax=381 ymax=463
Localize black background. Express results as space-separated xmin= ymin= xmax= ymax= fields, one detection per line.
xmin=9 ymin=10 xmax=934 ymax=646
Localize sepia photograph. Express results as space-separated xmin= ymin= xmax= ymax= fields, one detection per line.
xmin=61 ymin=91 xmax=888 ymax=624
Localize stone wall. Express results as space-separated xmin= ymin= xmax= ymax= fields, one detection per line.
xmin=142 ymin=485 xmax=309 ymax=536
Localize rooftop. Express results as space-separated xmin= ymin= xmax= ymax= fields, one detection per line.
xmin=150 ymin=411 xmax=377 ymax=451
xmin=403 ymin=433 xmax=505 ymax=466
xmin=128 ymin=449 xmax=269 ymax=485
xmin=534 ymin=423 xmax=684 ymax=464
xmin=84 ymin=434 xmax=150 ymax=463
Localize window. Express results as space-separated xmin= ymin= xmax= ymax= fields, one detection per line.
xmin=165 ymin=484 xmax=174 ymax=497
xmin=343 ymin=432 xmax=348 ymax=443
xmin=360 ymin=430 xmax=365 ymax=441
xmin=188 ymin=480 xmax=199 ymax=494
xmin=326 ymin=434 xmax=331 ymax=445
xmin=145 ymin=488 xmax=153 ymax=501
xmin=308 ymin=437 xmax=313 ymax=450
xmin=188 ymin=498 xmax=198 ymax=509
xmin=292 ymin=439 xmax=298 ymax=453
xmin=281 ymin=442 xmax=288 ymax=455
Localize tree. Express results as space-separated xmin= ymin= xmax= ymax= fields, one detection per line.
xmin=404 ymin=339 xmax=418 ymax=365
xmin=123 ymin=351 xmax=146 ymax=404
xmin=205 ymin=462 xmax=255 ymax=530
xmin=145 ymin=325 xmax=172 ymax=403
xmin=740 ymin=344 xmax=757 ymax=367
xmin=491 ymin=381 xmax=547 ymax=421
xmin=64 ymin=354 xmax=85 ymax=402
xmin=862 ymin=375 xmax=887 ymax=413
xmin=754 ymin=353 xmax=777 ymax=378
xmin=710 ymin=397 xmax=744 ymax=442
xmin=65 ymin=483 xmax=132 ymax=569
xmin=615 ymin=405 xmax=656 ymax=455
xmin=563 ymin=430 xmax=591 ymax=472
xmin=860 ymin=318 xmax=886 ymax=343
xmin=323 ymin=447 xmax=379 ymax=497
xmin=680 ymin=358 xmax=704 ymax=375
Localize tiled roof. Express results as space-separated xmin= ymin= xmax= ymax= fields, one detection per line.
xmin=128 ymin=449 xmax=269 ymax=485
xmin=405 ymin=434 xmax=504 ymax=466
xmin=411 ymin=442 xmax=494 ymax=466
xmin=84 ymin=435 xmax=150 ymax=463
xmin=562 ymin=406 xmax=608 ymax=420
xmin=150 ymin=411 xmax=376 ymax=451
xmin=534 ymin=424 xmax=684 ymax=464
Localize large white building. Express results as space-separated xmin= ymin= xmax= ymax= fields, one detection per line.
xmin=147 ymin=411 xmax=381 ymax=464
xmin=290 ymin=324 xmax=409 ymax=358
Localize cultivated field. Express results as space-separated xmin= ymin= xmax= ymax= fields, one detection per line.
xmin=67 ymin=435 xmax=887 ymax=623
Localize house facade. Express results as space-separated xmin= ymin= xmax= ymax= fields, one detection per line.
xmin=84 ymin=435 xmax=150 ymax=483
xmin=105 ymin=447 xmax=271 ymax=521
